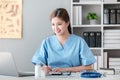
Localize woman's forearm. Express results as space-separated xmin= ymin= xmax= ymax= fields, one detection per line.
xmin=62 ymin=65 xmax=92 ymax=72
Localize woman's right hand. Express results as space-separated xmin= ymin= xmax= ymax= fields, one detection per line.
xmin=41 ymin=66 xmax=52 ymax=75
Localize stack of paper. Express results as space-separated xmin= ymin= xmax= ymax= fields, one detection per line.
xmin=103 ymin=30 xmax=120 ymax=48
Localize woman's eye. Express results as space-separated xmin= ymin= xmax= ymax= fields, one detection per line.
xmin=52 ymin=24 xmax=55 ymax=26
xmin=58 ymin=24 xmax=62 ymax=26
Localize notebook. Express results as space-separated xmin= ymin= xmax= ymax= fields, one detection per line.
xmin=0 ymin=52 xmax=34 ymax=77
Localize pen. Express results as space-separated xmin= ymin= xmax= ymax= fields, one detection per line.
xmin=39 ymin=61 xmax=52 ymax=71
xmin=39 ymin=60 xmax=46 ymax=66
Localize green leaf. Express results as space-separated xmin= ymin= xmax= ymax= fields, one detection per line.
xmin=87 ymin=12 xmax=98 ymax=20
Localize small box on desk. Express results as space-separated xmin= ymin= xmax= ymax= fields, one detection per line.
xmin=98 ymin=68 xmax=115 ymax=75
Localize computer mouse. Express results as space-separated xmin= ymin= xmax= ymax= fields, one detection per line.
xmin=80 ymin=71 xmax=102 ymax=78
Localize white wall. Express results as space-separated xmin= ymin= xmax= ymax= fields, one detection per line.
xmin=0 ymin=0 xmax=70 ymax=72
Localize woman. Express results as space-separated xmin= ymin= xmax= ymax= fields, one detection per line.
xmin=32 ymin=8 xmax=96 ymax=74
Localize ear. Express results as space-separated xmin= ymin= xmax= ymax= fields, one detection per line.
xmin=66 ymin=21 xmax=70 ymax=27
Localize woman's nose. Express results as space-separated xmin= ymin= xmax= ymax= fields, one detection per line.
xmin=54 ymin=25 xmax=59 ymax=30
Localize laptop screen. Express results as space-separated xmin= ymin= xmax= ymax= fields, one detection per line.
xmin=0 ymin=52 xmax=19 ymax=76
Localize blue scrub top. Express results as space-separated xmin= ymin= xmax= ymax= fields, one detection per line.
xmin=32 ymin=34 xmax=96 ymax=68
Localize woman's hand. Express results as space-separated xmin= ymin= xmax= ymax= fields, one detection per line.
xmin=41 ymin=66 xmax=52 ymax=75
xmin=52 ymin=68 xmax=65 ymax=72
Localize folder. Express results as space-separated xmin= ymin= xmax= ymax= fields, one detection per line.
xmin=89 ymin=32 xmax=95 ymax=47
xmin=83 ymin=32 xmax=90 ymax=47
xmin=95 ymin=32 xmax=101 ymax=47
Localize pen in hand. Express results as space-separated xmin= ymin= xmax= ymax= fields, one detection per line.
xmin=39 ymin=61 xmax=52 ymax=74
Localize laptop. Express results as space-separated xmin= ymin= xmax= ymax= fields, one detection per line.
xmin=0 ymin=52 xmax=34 ymax=77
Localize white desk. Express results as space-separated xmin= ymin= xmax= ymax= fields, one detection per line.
xmin=0 ymin=75 xmax=120 ymax=80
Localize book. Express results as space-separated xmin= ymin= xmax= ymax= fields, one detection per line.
xmin=104 ymin=30 xmax=120 ymax=33
xmin=104 ymin=43 xmax=120 ymax=48
xmin=104 ymin=32 xmax=120 ymax=36
xmin=104 ymin=40 xmax=120 ymax=44
xmin=101 ymin=52 xmax=104 ymax=68
xmin=109 ymin=9 xmax=116 ymax=24
xmin=73 ymin=6 xmax=79 ymax=25
xmin=109 ymin=57 xmax=120 ymax=62
xmin=109 ymin=61 xmax=120 ymax=66
xmin=89 ymin=32 xmax=95 ymax=47
xmin=93 ymin=56 xmax=98 ymax=70
xmin=98 ymin=56 xmax=102 ymax=69
xmin=103 ymin=9 xmax=110 ymax=24
xmin=104 ymin=36 xmax=120 ymax=40
xmin=116 ymin=9 xmax=120 ymax=24
xmin=95 ymin=32 xmax=101 ymax=47
xmin=78 ymin=6 xmax=82 ymax=25
xmin=103 ymin=52 xmax=108 ymax=68
xmin=83 ymin=32 xmax=90 ymax=47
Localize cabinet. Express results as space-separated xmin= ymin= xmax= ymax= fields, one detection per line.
xmin=71 ymin=0 xmax=120 ymax=74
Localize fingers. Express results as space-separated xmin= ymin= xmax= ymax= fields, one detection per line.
xmin=41 ymin=66 xmax=64 ymax=74
xmin=41 ymin=66 xmax=52 ymax=74
xmin=48 ymin=66 xmax=52 ymax=71
xmin=52 ymin=68 xmax=62 ymax=72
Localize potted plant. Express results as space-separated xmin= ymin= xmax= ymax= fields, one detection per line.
xmin=87 ymin=12 xmax=98 ymax=24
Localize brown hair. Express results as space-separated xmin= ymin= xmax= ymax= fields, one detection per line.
xmin=50 ymin=8 xmax=72 ymax=34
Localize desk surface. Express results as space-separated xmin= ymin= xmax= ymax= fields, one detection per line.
xmin=0 ymin=74 xmax=120 ymax=80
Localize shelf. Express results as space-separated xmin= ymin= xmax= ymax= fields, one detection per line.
xmin=103 ymin=2 xmax=120 ymax=4
xmin=72 ymin=24 xmax=102 ymax=27
xmin=90 ymin=48 xmax=102 ymax=50
xmin=71 ymin=0 xmax=120 ymax=71
xmin=72 ymin=1 xmax=101 ymax=5
xmin=103 ymin=25 xmax=120 ymax=27
xmin=104 ymin=48 xmax=120 ymax=50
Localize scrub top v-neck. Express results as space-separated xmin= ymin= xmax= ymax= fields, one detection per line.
xmin=54 ymin=35 xmax=72 ymax=50
xmin=32 ymin=34 xmax=95 ymax=68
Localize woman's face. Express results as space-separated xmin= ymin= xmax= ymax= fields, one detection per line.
xmin=51 ymin=17 xmax=69 ymax=36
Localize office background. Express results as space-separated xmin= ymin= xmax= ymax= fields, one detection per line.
xmin=0 ymin=0 xmax=70 ymax=72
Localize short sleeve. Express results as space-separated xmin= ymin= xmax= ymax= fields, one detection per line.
xmin=80 ymin=39 xmax=96 ymax=66
xmin=32 ymin=40 xmax=48 ymax=65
